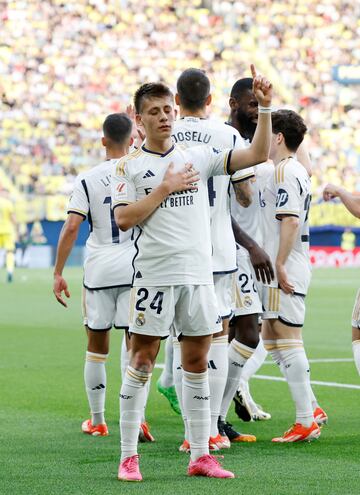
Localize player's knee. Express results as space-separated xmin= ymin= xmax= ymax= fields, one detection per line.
xmin=182 ymin=352 xmax=208 ymax=373
xmin=131 ymin=350 xmax=155 ymax=373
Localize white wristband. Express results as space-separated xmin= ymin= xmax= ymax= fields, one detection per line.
xmin=258 ymin=105 xmax=272 ymax=113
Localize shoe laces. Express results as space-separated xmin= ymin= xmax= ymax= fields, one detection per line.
xmin=124 ymin=455 xmax=139 ymax=473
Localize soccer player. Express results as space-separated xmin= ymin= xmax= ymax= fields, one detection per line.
xmin=53 ymin=113 xmax=137 ymax=437
xmin=220 ymin=77 xmax=273 ymax=424
xmin=172 ymin=68 xmax=256 ymax=450
xmin=0 ymin=188 xmax=16 ymax=283
xmin=112 ymin=67 xmax=272 ymax=481
xmin=261 ymin=109 xmax=324 ymax=442
xmin=323 ymin=183 xmax=360 ymax=375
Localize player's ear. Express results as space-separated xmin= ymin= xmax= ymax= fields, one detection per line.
xmin=101 ymin=137 xmax=106 ymax=147
xmin=276 ymin=132 xmax=284 ymax=145
xmin=175 ymin=93 xmax=180 ymax=106
xmin=129 ymin=136 xmax=134 ymax=147
xmin=229 ymin=97 xmax=237 ymax=110
xmin=206 ymin=94 xmax=212 ymax=107
xmin=135 ymin=113 xmax=143 ymax=128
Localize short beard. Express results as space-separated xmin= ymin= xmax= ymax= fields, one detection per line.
xmin=236 ymin=110 xmax=257 ymax=142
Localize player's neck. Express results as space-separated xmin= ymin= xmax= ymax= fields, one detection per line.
xmin=106 ymin=147 xmax=128 ymax=159
xmin=179 ymin=108 xmax=207 ymax=119
xmin=144 ymin=137 xmax=173 ymax=154
xmin=273 ymin=149 xmax=295 ymax=166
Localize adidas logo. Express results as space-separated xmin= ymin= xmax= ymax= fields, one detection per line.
xmin=208 ymin=360 xmax=217 ymax=370
xmin=91 ymin=383 xmax=105 ymax=390
xmin=143 ymin=170 xmax=155 ymax=179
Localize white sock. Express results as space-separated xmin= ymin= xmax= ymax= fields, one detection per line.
xmin=120 ymin=334 xmax=130 ymax=382
xmin=309 ymin=387 xmax=319 ymax=410
xmin=267 ymin=339 xmax=313 ymax=427
xmin=141 ymin=379 xmax=151 ymax=423
xmin=158 ymin=336 xmax=174 ymax=388
xmin=241 ymin=337 xmax=268 ymax=382
xmin=84 ymin=351 xmax=108 ymax=425
xmin=208 ymin=336 xmax=228 ymax=436
xmin=173 ymin=338 xmax=189 ymax=440
xmin=120 ymin=366 xmax=151 ymax=461
xmin=182 ymin=370 xmax=210 ymax=461
xmin=352 ymin=340 xmax=360 ymax=375
xmin=219 ymin=339 xmax=254 ymax=420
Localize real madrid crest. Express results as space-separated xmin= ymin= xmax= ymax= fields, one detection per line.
xmin=135 ymin=312 xmax=145 ymax=326
xmin=244 ymin=296 xmax=253 ymax=308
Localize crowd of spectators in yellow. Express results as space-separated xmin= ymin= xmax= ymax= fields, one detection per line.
xmin=1 ymin=0 xmax=359 ymax=224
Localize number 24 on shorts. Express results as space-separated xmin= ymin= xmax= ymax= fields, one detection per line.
xmin=135 ymin=288 xmax=164 ymax=315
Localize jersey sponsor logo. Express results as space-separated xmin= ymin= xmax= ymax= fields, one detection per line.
xmin=276 ymin=188 xmax=289 ymax=207
xmin=135 ymin=312 xmax=145 ymax=326
xmin=142 ymin=170 xmax=155 ymax=179
xmin=144 ymin=186 xmax=198 ymax=208
xmin=172 ymin=130 xmax=211 ymax=144
xmin=193 ymin=395 xmax=210 ymax=400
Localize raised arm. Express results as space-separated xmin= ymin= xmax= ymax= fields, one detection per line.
xmin=113 ymin=163 xmax=199 ymax=231
xmin=53 ymin=213 xmax=83 ymax=307
xmin=228 ymin=65 xmax=272 ymax=173
xmin=296 ymin=139 xmax=312 ymax=177
xmin=323 ymin=184 xmax=360 ymax=219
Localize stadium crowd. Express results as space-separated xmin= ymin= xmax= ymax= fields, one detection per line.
xmin=0 ymin=0 xmax=360 ymax=222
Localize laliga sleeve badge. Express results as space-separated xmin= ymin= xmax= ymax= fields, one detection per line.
xmin=244 ymin=296 xmax=253 ymax=308
xmin=135 ymin=312 xmax=145 ymax=326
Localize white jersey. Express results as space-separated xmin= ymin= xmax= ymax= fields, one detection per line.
xmin=261 ymin=157 xmax=312 ymax=295
xmin=68 ymin=159 xmax=135 ymax=289
xmin=172 ymin=117 xmax=253 ymax=273
xmin=111 ymin=143 xmax=238 ymax=287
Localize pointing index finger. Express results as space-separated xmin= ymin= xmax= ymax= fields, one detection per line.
xmin=250 ymin=64 xmax=257 ymax=79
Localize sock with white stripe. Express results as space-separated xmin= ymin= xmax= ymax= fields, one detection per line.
xmin=219 ymin=339 xmax=254 ymax=421
xmin=173 ymin=338 xmax=189 ymax=441
xmin=120 ymin=334 xmax=130 ymax=383
xmin=84 ymin=351 xmax=108 ymax=425
xmin=266 ymin=339 xmax=313 ymax=427
xmin=120 ymin=366 xmax=151 ymax=460
xmin=240 ymin=336 xmax=268 ymax=382
xmin=208 ymin=336 xmax=228 ymax=436
xmin=158 ymin=336 xmax=174 ymax=388
xmin=352 ymin=340 xmax=360 ymax=375
xmin=182 ymin=370 xmax=210 ymax=461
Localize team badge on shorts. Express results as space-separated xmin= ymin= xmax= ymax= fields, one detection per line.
xmin=135 ymin=312 xmax=145 ymax=326
xmin=244 ymin=296 xmax=253 ymax=308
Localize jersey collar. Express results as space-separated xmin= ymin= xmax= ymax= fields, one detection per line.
xmin=141 ymin=144 xmax=175 ymax=157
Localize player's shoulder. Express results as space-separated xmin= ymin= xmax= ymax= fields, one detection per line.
xmin=275 ymin=157 xmax=302 ymax=184
xmin=114 ymin=147 xmax=144 ymax=177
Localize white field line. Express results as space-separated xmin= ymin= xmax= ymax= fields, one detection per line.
xmin=154 ymin=357 xmax=360 ymax=390
xmin=253 ymin=374 xmax=360 ymax=390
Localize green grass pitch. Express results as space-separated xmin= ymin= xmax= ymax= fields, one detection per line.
xmin=0 ymin=267 xmax=359 ymax=495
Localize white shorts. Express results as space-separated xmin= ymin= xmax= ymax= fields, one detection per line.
xmin=213 ymin=273 xmax=234 ymax=319
xmin=82 ymin=286 xmax=131 ymax=331
xmin=351 ymin=289 xmax=360 ymax=328
xmin=129 ymin=285 xmax=222 ymax=338
xmin=233 ymin=254 xmax=262 ymax=317
xmin=261 ymin=285 xmax=306 ymax=327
